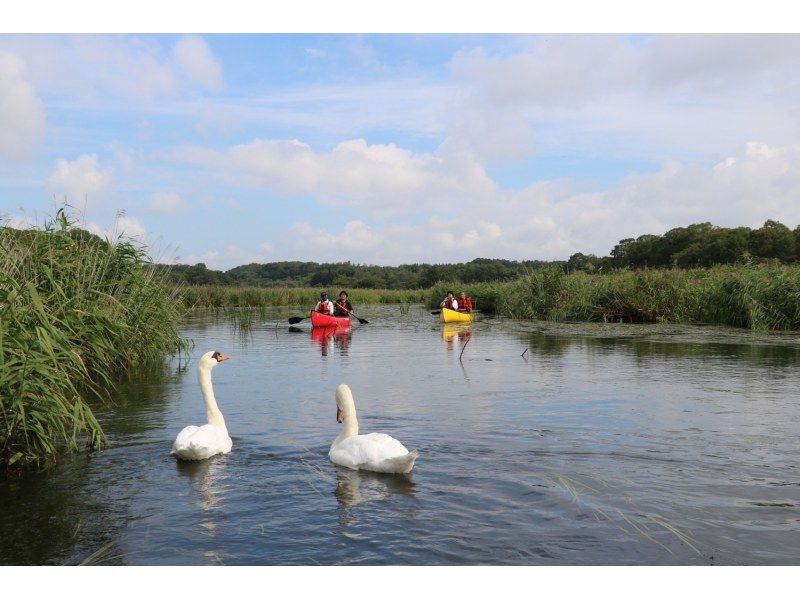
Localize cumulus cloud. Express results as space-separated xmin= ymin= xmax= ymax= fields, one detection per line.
xmin=172 ymin=137 xmax=497 ymax=214
xmin=448 ymin=34 xmax=800 ymax=161
xmin=148 ymin=191 xmax=189 ymax=214
xmin=171 ymin=35 xmax=223 ymax=90
xmin=0 ymin=35 xmax=224 ymax=102
xmin=184 ymin=244 xmax=260 ymax=269
xmin=239 ymin=141 xmax=800 ymax=267
xmin=451 ymin=36 xmax=639 ymax=107
xmin=47 ymin=154 xmax=112 ymax=202
xmin=86 ymin=215 xmax=146 ymax=242
xmin=0 ymin=51 xmax=46 ymax=159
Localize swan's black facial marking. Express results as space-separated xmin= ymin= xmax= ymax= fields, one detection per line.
xmin=212 ymin=351 xmax=221 ymax=360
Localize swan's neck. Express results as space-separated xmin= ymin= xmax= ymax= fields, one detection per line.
xmin=334 ymin=400 xmax=358 ymax=445
xmin=198 ymin=366 xmax=227 ymax=431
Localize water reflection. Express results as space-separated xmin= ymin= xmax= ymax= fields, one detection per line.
xmin=333 ymin=466 xmax=417 ymax=527
xmin=311 ymin=327 xmax=353 ymax=356
xmin=442 ymin=323 xmax=472 ymax=350
xmin=523 ymin=334 xmax=572 ymax=358
xmin=4 ymin=307 xmax=800 ymax=565
xmin=522 ymin=329 xmax=800 ymax=365
xmin=175 ymin=457 xmax=228 ymax=514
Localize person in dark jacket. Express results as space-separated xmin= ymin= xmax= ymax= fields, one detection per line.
xmin=334 ymin=290 xmax=354 ymax=317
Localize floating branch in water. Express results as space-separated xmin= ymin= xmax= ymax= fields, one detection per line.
xmin=459 ymin=335 xmax=471 ymax=362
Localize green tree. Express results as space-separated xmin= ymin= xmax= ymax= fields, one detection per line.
xmin=749 ymin=220 xmax=796 ymax=261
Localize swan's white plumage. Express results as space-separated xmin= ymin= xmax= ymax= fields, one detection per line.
xmin=328 ymin=384 xmax=418 ymax=474
xmin=171 ymin=351 xmax=232 ymax=461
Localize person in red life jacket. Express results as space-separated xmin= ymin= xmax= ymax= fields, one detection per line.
xmin=440 ymin=291 xmax=457 ymax=310
xmin=457 ymin=291 xmax=473 ymax=312
xmin=314 ymin=292 xmax=334 ymax=315
xmin=334 ymin=290 xmax=354 ymax=317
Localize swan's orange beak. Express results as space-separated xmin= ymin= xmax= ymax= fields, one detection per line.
xmin=336 ymin=407 xmax=344 ymax=423
xmin=216 ymin=354 xmax=230 ymax=362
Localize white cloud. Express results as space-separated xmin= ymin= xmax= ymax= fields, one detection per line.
xmin=449 ymin=34 xmax=800 ymax=162
xmin=86 ymin=215 xmax=146 ymax=242
xmin=47 ymin=154 xmax=112 ymax=202
xmin=171 ymin=35 xmax=223 ymax=91
xmin=172 ymin=137 xmax=496 ymax=214
xmin=0 ymin=51 xmax=46 ymax=159
xmin=0 ymin=35 xmax=224 ymax=102
xmin=148 ymin=191 xmax=189 ymax=214
xmin=242 ymin=141 xmax=800 ymax=267
xmin=184 ymin=245 xmax=259 ymax=269
xmin=452 ymin=36 xmax=639 ymax=107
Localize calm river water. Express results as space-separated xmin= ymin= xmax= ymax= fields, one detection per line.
xmin=2 ymin=305 xmax=799 ymax=565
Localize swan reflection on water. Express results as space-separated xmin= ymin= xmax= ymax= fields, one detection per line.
xmin=333 ymin=466 xmax=417 ymax=526
xmin=176 ymin=457 xmax=229 ymax=517
xmin=175 ymin=456 xmax=233 ymax=564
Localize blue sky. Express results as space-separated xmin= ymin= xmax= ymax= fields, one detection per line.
xmin=1 ymin=33 xmax=799 ymax=268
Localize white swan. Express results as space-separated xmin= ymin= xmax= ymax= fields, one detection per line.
xmin=171 ymin=351 xmax=232 ymax=461
xmin=329 ymin=384 xmax=418 ymax=474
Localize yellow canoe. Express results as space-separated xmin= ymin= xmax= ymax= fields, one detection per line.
xmin=440 ymin=307 xmax=473 ymax=323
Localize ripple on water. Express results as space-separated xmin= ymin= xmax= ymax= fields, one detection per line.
xmin=1 ymin=306 xmax=799 ymax=565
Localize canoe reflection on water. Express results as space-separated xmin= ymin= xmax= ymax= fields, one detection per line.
xmin=441 ymin=323 xmax=472 ymax=350
xmin=311 ymin=326 xmax=353 ymax=356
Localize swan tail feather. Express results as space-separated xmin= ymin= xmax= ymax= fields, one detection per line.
xmin=382 ymin=449 xmax=418 ymax=473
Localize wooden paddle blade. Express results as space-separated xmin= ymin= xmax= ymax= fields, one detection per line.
xmin=287 ymin=316 xmax=305 ymax=324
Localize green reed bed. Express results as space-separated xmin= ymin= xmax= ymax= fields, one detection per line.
xmin=178 ymin=285 xmax=427 ymax=310
xmin=0 ymin=211 xmax=186 ymax=471
xmin=428 ymin=264 xmax=800 ymax=330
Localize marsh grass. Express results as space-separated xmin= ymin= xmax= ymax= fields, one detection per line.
xmin=0 ymin=210 xmax=186 ymax=472
xmin=429 ymin=265 xmax=800 ymax=331
xmin=178 ymin=285 xmax=426 ymax=310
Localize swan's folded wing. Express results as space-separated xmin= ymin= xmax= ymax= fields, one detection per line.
xmin=331 ymin=433 xmax=413 ymax=472
xmin=172 ymin=425 xmax=200 ymax=454
xmin=172 ymin=424 xmax=232 ymax=459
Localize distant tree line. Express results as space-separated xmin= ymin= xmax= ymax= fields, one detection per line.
xmin=158 ymin=220 xmax=800 ymax=288
xmin=158 ymin=258 xmax=557 ymax=289
xmin=566 ymin=220 xmax=800 ymax=272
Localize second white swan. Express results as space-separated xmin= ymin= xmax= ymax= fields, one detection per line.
xmin=171 ymin=351 xmax=232 ymax=461
xmin=329 ymin=384 xmax=418 ymax=474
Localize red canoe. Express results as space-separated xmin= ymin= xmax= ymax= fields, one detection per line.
xmin=310 ymin=310 xmax=352 ymax=329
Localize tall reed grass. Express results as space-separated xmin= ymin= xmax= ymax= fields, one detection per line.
xmin=178 ymin=285 xmax=426 ymax=309
xmin=429 ymin=265 xmax=800 ymax=330
xmin=0 ymin=210 xmax=186 ymax=472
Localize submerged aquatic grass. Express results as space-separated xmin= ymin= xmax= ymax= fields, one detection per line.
xmin=0 ymin=210 xmax=186 ymax=472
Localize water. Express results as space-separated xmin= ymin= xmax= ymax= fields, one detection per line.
xmin=2 ymin=305 xmax=799 ymax=565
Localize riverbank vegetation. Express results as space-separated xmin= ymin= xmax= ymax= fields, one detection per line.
xmin=429 ymin=264 xmax=800 ymax=331
xmin=160 ymin=220 xmax=800 ymax=289
xmin=568 ymin=220 xmax=800 ymax=272
xmin=178 ymin=285 xmax=426 ymax=310
xmin=160 ymin=258 xmax=557 ymax=289
xmin=0 ymin=212 xmax=186 ymax=472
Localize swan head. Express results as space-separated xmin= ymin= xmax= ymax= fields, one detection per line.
xmin=199 ymin=350 xmax=230 ymax=370
xmin=335 ymin=383 xmax=353 ymax=423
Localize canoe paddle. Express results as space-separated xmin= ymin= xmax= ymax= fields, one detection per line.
xmin=288 ymin=316 xmax=306 ymax=324
xmin=337 ymin=305 xmax=369 ymax=324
